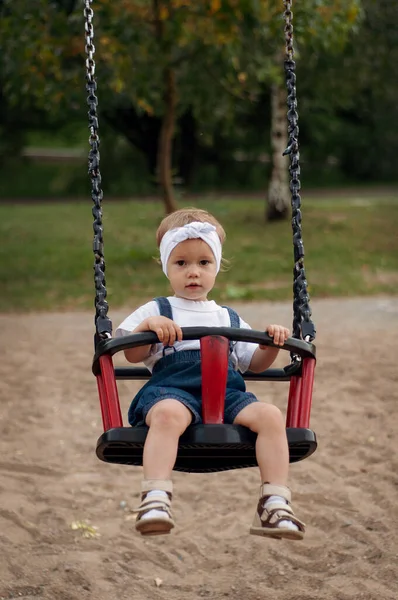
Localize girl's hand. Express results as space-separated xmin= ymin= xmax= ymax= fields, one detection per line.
xmin=142 ymin=316 xmax=183 ymax=346
xmin=259 ymin=324 xmax=290 ymax=348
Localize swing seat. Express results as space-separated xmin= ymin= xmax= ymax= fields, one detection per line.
xmin=96 ymin=425 xmax=316 ymax=473
xmin=93 ymin=327 xmax=317 ymax=473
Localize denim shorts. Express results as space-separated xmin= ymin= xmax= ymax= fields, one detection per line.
xmin=128 ymin=350 xmax=257 ymax=426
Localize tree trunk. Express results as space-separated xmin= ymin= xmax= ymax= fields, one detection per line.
xmin=157 ymin=67 xmax=177 ymax=214
xmin=266 ymin=82 xmax=290 ymax=221
xmin=153 ymin=0 xmax=177 ymax=214
xmin=177 ymin=109 xmax=198 ymax=186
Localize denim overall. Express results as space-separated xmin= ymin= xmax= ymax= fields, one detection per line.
xmin=127 ymin=297 xmax=257 ymax=426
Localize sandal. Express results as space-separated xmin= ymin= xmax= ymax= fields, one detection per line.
xmin=134 ymin=479 xmax=175 ymax=536
xmin=250 ymin=483 xmax=305 ymax=540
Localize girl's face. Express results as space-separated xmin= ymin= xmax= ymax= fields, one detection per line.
xmin=167 ymin=238 xmax=218 ymax=301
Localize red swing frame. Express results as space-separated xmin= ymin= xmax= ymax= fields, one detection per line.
xmin=96 ymin=336 xmax=315 ymax=432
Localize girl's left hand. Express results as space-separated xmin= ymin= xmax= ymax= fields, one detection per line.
xmin=260 ymin=324 xmax=290 ymax=348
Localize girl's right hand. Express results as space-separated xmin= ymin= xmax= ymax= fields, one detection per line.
xmin=135 ymin=316 xmax=183 ymax=346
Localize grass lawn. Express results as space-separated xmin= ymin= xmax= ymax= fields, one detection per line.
xmin=1 ymin=194 xmax=398 ymax=313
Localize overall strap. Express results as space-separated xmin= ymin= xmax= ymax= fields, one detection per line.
xmin=153 ymin=297 xmax=175 ymax=356
xmin=222 ymin=306 xmax=240 ymax=329
xmin=222 ymin=306 xmax=240 ymax=354
xmin=154 ymin=296 xmax=173 ymax=320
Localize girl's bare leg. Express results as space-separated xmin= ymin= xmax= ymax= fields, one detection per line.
xmin=143 ymin=399 xmax=192 ymax=479
xmin=135 ymin=399 xmax=192 ymax=536
xmin=233 ymin=402 xmax=289 ymax=484
xmin=234 ymin=402 xmax=305 ymax=539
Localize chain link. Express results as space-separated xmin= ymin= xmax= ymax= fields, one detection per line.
xmin=283 ymin=0 xmax=294 ymax=61
xmin=84 ymin=0 xmax=112 ymax=340
xmin=283 ymin=1 xmax=316 ymax=342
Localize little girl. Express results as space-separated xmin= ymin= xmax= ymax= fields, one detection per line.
xmin=116 ymin=207 xmax=305 ymax=540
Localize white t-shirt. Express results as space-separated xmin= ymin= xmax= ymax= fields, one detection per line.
xmin=115 ymin=296 xmax=257 ymax=373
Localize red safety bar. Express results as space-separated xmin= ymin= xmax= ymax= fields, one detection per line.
xmin=96 ymin=354 xmax=123 ymax=430
xmin=286 ymin=357 xmax=316 ymax=428
xmin=200 ymin=335 xmax=230 ymax=424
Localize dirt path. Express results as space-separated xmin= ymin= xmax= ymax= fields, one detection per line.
xmin=0 ymin=296 xmax=397 ymax=600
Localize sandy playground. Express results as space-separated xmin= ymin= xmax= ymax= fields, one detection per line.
xmin=0 ymin=296 xmax=397 ymax=600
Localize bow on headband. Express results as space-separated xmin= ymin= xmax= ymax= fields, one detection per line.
xmin=159 ymin=221 xmax=222 ymax=277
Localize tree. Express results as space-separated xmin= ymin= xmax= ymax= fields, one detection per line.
xmin=266 ymin=0 xmax=362 ymax=220
xmin=0 ymin=0 xmax=278 ymax=211
xmin=298 ymin=0 xmax=398 ymax=182
xmin=0 ymin=0 xmax=78 ymax=161
xmin=89 ymin=0 xmax=279 ymax=212
xmin=0 ymin=0 xmax=363 ymax=216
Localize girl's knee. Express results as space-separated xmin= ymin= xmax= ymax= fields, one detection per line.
xmin=258 ymin=402 xmax=284 ymax=425
xmin=146 ymin=399 xmax=191 ymax=431
xmin=236 ymin=402 xmax=284 ymax=432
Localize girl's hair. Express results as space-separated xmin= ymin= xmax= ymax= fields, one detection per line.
xmin=156 ymin=207 xmax=226 ymax=247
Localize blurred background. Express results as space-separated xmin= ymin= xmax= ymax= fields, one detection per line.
xmin=1 ymin=0 xmax=397 ymax=313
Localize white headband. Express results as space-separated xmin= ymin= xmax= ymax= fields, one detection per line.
xmin=159 ymin=221 xmax=222 ymax=277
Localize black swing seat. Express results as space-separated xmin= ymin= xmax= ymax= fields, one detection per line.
xmin=93 ymin=327 xmax=317 ymax=473
xmin=96 ymin=425 xmax=317 ymax=473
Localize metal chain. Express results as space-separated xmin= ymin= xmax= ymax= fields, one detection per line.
xmin=84 ymin=0 xmax=112 ymax=340
xmin=283 ymin=0 xmax=316 ymax=342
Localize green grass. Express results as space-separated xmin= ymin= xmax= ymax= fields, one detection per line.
xmin=1 ymin=195 xmax=398 ymax=312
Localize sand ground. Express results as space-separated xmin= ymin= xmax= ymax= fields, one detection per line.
xmin=0 ymin=296 xmax=397 ymax=600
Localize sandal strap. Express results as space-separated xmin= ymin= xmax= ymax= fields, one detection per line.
xmin=260 ymin=503 xmax=305 ymax=532
xmin=260 ymin=483 xmax=291 ymax=503
xmin=263 ymin=501 xmax=294 ymax=515
xmin=134 ymin=495 xmax=173 ymax=520
xmin=141 ymin=479 xmax=173 ymax=495
xmin=140 ymin=494 xmax=172 ymax=509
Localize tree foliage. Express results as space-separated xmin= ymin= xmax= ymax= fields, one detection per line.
xmin=296 ymin=0 xmax=398 ymax=181
xmin=5 ymin=0 xmax=396 ymax=208
xmin=0 ymin=1 xmax=361 ymax=124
